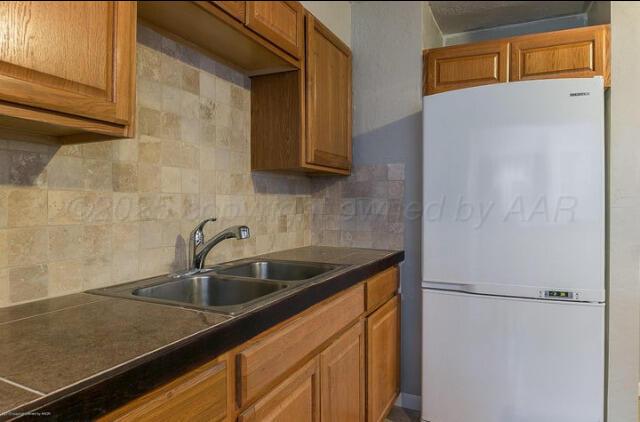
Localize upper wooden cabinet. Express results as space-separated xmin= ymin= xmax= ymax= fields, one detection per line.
xmin=139 ymin=2 xmax=299 ymax=74
xmin=0 ymin=1 xmax=136 ymax=140
xmin=423 ymin=24 xmax=610 ymax=95
xmin=212 ymin=1 xmax=245 ymax=22
xmin=305 ymin=14 xmax=352 ymax=171
xmin=510 ymin=25 xmax=610 ymax=85
xmin=246 ymin=1 xmax=304 ymax=59
xmin=424 ymin=40 xmax=509 ymax=95
xmin=251 ymin=12 xmax=352 ymax=175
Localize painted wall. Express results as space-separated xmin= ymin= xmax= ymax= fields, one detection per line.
xmin=607 ymin=3 xmax=640 ymax=420
xmin=423 ymin=3 xmax=443 ymax=49
xmin=351 ymin=1 xmax=442 ymax=402
xmin=300 ymin=1 xmax=352 ymax=47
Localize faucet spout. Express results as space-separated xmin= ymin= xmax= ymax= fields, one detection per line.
xmin=191 ymin=224 xmax=250 ymax=270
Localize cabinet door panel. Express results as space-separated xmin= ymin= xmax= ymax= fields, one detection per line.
xmin=213 ymin=1 xmax=245 ymax=22
xmin=238 ymin=357 xmax=320 ymax=422
xmin=367 ymin=295 xmax=400 ymax=422
xmin=424 ymin=40 xmax=509 ymax=95
xmin=305 ymin=14 xmax=352 ymax=171
xmin=246 ymin=1 xmax=303 ymax=59
xmin=320 ymin=321 xmax=365 ymax=422
xmin=0 ymin=1 xmax=135 ymax=124
xmin=510 ymin=25 xmax=610 ymax=86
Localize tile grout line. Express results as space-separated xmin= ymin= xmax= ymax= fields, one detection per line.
xmin=0 ymin=376 xmax=45 ymax=396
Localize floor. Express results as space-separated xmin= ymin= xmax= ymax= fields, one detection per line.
xmin=386 ymin=406 xmax=421 ymax=422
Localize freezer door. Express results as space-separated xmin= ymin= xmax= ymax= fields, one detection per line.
xmin=423 ymin=78 xmax=604 ymax=299
xmin=422 ymin=289 xmax=604 ymax=422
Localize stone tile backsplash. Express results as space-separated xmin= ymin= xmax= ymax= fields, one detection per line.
xmin=0 ymin=26 xmax=312 ymax=307
xmin=0 ymin=26 xmax=406 ymax=308
xmin=310 ymin=164 xmax=405 ymax=250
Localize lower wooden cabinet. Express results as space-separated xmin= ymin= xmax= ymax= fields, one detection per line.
xmin=99 ymin=359 xmax=227 ymax=421
xmin=238 ymin=357 xmax=320 ymax=422
xmin=320 ymin=321 xmax=366 ymax=421
xmin=102 ymin=267 xmax=401 ymax=422
xmin=366 ymin=295 xmax=400 ymax=422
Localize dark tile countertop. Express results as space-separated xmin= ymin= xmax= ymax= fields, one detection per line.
xmin=0 ymin=246 xmax=404 ymax=421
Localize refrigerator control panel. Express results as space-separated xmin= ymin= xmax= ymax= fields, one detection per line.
xmin=540 ymin=290 xmax=579 ymax=300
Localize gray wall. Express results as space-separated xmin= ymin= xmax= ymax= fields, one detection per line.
xmin=607 ymin=3 xmax=640 ymax=420
xmin=443 ymin=13 xmax=588 ymax=45
xmin=352 ymin=1 xmax=428 ymax=398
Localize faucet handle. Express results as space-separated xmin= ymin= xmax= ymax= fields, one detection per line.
xmin=192 ymin=217 xmax=216 ymax=246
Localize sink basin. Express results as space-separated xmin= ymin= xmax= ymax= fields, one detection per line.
xmin=90 ymin=259 xmax=344 ymax=316
xmin=131 ymin=275 xmax=289 ymax=314
xmin=215 ymin=260 xmax=341 ymax=281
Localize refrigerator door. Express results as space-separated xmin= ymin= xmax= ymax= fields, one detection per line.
xmin=423 ymin=78 xmax=604 ymax=301
xmin=422 ymin=289 xmax=604 ymax=422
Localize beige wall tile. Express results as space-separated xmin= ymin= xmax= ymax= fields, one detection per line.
xmin=82 ymin=255 xmax=112 ymax=289
xmin=0 ymin=190 xmax=7 ymax=228
xmin=48 ymin=190 xmax=86 ymax=225
xmin=0 ymin=230 xmax=7 ymax=269
xmin=138 ymin=164 xmax=161 ymax=193
xmin=48 ymin=260 xmax=83 ymax=296
xmin=113 ymin=193 xmax=139 ymax=223
xmin=0 ymin=269 xmax=8 ymax=307
xmin=138 ymin=136 xmax=162 ymax=165
xmin=161 ymin=167 xmax=181 ymax=193
xmin=85 ymin=159 xmax=113 ymax=191
xmin=7 ymin=228 xmax=48 ymax=267
xmin=137 ymin=45 xmax=161 ymax=82
xmin=82 ymin=224 xmax=112 ymax=259
xmin=112 ymin=139 xmax=139 ymax=163
xmin=9 ymin=264 xmax=48 ymax=303
xmin=48 ymin=225 xmax=84 ymax=262
xmin=81 ymin=142 xmax=112 ymax=161
xmin=113 ymin=222 xmax=139 ymax=252
xmin=112 ymin=250 xmax=139 ymax=283
xmin=47 ymin=155 xmax=85 ymax=189
xmin=112 ymin=163 xmax=138 ymax=192
xmin=8 ymin=150 xmax=48 ymax=187
xmin=8 ymin=189 xmax=47 ymax=227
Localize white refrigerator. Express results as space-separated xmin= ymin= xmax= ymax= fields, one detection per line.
xmin=421 ymin=78 xmax=605 ymax=422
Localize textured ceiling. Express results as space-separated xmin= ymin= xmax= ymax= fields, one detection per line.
xmin=428 ymin=1 xmax=592 ymax=34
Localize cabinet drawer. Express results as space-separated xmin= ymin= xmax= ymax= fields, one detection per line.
xmin=237 ymin=284 xmax=364 ymax=406
xmin=366 ymin=266 xmax=399 ymax=312
xmin=510 ymin=25 xmax=610 ymax=86
xmin=100 ymin=360 xmax=227 ymax=421
xmin=245 ymin=1 xmax=304 ymax=59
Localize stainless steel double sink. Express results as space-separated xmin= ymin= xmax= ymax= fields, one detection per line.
xmin=91 ymin=260 xmax=344 ymax=315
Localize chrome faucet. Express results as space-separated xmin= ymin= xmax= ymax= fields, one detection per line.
xmin=189 ymin=218 xmax=250 ymax=271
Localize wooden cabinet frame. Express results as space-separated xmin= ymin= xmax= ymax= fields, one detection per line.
xmin=423 ymin=24 xmax=610 ymax=96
